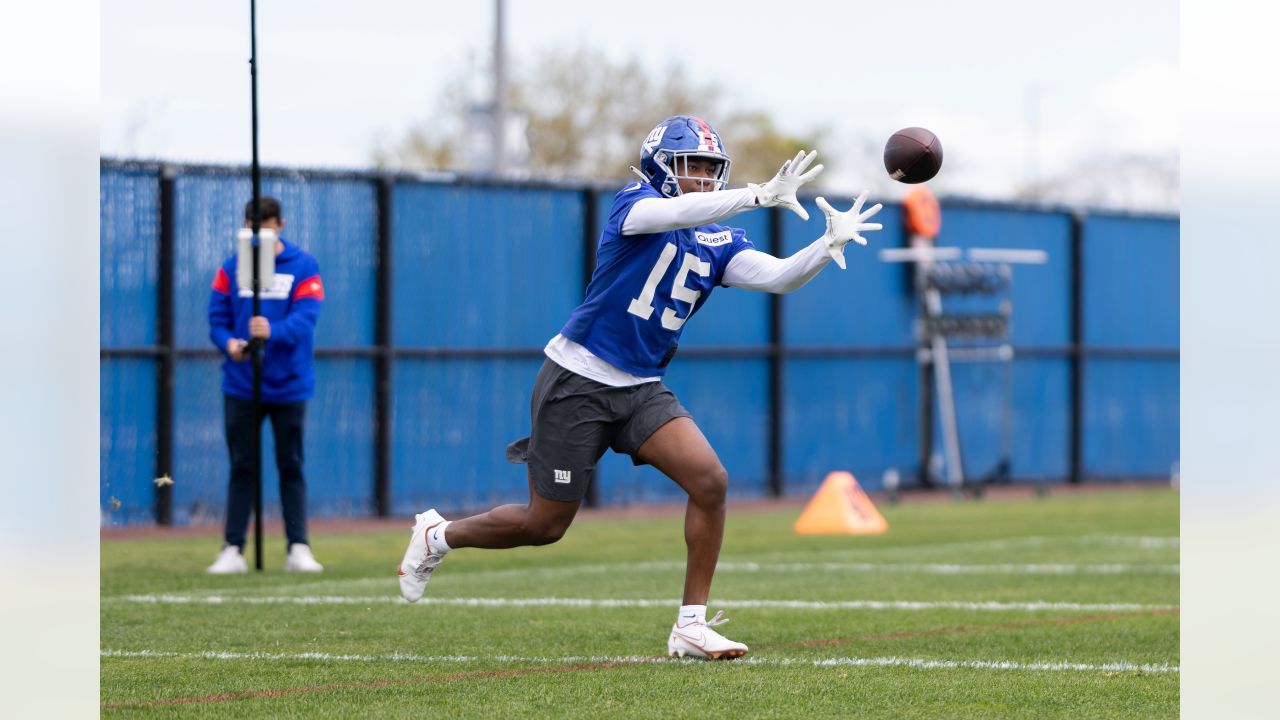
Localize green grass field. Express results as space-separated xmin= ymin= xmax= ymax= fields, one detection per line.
xmin=101 ymin=487 xmax=1179 ymax=718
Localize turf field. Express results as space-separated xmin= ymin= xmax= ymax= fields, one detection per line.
xmin=100 ymin=486 xmax=1178 ymax=718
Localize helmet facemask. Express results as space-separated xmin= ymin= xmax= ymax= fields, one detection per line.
xmin=653 ymin=151 xmax=732 ymax=196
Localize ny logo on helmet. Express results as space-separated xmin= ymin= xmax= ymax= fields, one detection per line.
xmin=642 ymin=125 xmax=667 ymax=155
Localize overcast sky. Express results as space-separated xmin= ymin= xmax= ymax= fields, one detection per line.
xmin=101 ymin=0 xmax=1178 ymax=202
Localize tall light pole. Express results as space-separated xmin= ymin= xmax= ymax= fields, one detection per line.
xmin=492 ymin=0 xmax=507 ymax=174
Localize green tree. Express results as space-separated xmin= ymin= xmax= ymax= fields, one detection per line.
xmin=374 ymin=47 xmax=826 ymax=185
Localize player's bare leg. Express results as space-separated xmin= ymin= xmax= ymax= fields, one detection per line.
xmin=398 ymin=474 xmax=580 ymax=601
xmin=634 ymin=417 xmax=726 ymax=605
xmin=446 ymin=474 xmax=581 ymax=549
xmin=636 ymin=416 xmax=747 ymax=659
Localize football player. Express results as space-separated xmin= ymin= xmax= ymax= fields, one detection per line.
xmin=399 ymin=115 xmax=883 ymax=659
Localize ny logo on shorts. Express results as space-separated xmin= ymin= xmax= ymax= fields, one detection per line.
xmin=554 ymin=469 xmax=572 ymax=484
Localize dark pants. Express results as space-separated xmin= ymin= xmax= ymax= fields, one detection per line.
xmin=224 ymin=394 xmax=308 ymax=550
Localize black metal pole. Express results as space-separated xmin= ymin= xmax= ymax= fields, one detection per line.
xmin=155 ymin=169 xmax=175 ymax=525
xmin=249 ymin=0 xmax=264 ymax=571
xmin=767 ymin=206 xmax=784 ymax=497
xmin=1069 ymin=211 xmax=1085 ymax=484
xmin=374 ymin=177 xmax=393 ymax=517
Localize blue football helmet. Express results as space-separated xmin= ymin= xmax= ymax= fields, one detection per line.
xmin=636 ymin=115 xmax=731 ymax=197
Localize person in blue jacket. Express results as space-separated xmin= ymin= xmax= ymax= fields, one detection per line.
xmin=206 ymin=196 xmax=325 ymax=574
xmin=396 ymin=116 xmax=884 ymax=659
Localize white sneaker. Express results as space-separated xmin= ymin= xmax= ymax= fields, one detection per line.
xmin=206 ymin=545 xmax=247 ymax=574
xmin=667 ymin=611 xmax=749 ymax=660
xmin=397 ymin=509 xmax=447 ymax=602
xmin=285 ymin=543 xmax=324 ymax=573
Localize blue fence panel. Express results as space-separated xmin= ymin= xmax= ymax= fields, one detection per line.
xmin=1083 ymin=215 xmax=1180 ymax=349
xmin=100 ymin=358 xmax=156 ymax=525
xmin=1084 ymin=358 xmax=1179 ymax=476
xmin=172 ymin=173 xmax=378 ymax=350
xmin=783 ymin=356 xmax=918 ymax=495
xmin=391 ymin=357 xmax=542 ymax=515
xmin=307 ymin=359 xmax=376 ymax=517
xmin=948 ymin=356 xmax=1071 ymax=480
xmin=170 ymin=358 xmax=229 ymax=526
xmin=392 ymin=184 xmax=583 ymax=348
xmin=100 ymin=167 xmax=159 ymax=347
xmin=594 ymin=357 xmax=771 ymax=504
xmin=782 ymin=198 xmax=915 ymax=347
xmin=932 ymin=206 xmax=1073 ymax=347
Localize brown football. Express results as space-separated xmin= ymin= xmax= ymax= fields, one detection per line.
xmin=884 ymin=127 xmax=943 ymax=184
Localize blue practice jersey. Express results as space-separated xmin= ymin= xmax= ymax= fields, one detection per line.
xmin=559 ymin=181 xmax=755 ymax=376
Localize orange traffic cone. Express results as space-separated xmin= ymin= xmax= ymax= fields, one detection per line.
xmin=794 ymin=471 xmax=889 ymax=535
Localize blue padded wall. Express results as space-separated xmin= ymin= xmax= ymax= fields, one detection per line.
xmin=100 ymin=168 xmax=160 ymax=525
xmin=782 ymin=356 xmax=918 ymax=495
xmin=1084 ymin=358 xmax=1179 ymax=476
xmin=1083 ymin=215 xmax=1179 ymax=348
xmin=391 ymin=358 xmax=543 ymax=515
xmin=100 ymin=359 xmax=156 ymax=525
xmin=307 ymin=358 xmax=376 ymax=517
xmin=1082 ymin=214 xmax=1179 ymax=477
xmin=170 ymin=358 xmax=228 ymax=526
xmin=100 ymin=167 xmax=159 ymax=348
xmin=392 ymin=184 xmax=584 ymax=348
xmin=948 ymin=356 xmax=1072 ymax=480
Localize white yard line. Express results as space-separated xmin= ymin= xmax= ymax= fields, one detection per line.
xmin=176 ymin=559 xmax=1179 ymax=597
xmin=107 ymin=594 xmax=1178 ymax=613
xmin=100 ymin=648 xmax=1178 ymax=674
xmin=161 ymin=534 xmax=1179 ymax=597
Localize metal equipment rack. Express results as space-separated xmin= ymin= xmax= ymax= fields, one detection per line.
xmin=880 ymin=245 xmax=1047 ymax=497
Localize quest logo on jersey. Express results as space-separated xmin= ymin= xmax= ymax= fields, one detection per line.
xmin=695 ymin=230 xmax=732 ymax=247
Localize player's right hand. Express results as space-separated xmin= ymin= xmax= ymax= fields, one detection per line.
xmin=817 ymin=191 xmax=884 ymax=270
xmin=226 ymin=338 xmax=250 ymax=362
xmin=748 ymin=150 xmax=824 ymax=220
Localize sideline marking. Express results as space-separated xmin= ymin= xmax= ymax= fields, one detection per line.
xmin=108 ymin=594 xmax=1179 ymax=613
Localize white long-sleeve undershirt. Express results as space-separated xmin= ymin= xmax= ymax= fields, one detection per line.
xmin=621 ymin=186 xmax=835 ymax=294
xmin=722 ymin=238 xmax=834 ymax=294
xmin=621 ymin=187 xmax=758 ymax=235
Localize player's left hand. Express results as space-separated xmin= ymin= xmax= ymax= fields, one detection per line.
xmin=816 ymin=191 xmax=884 ymax=270
xmin=749 ymin=150 xmax=824 ymax=220
xmin=249 ymin=315 xmax=271 ymax=339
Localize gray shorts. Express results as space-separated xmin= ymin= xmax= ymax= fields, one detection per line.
xmin=506 ymin=358 xmax=691 ymax=502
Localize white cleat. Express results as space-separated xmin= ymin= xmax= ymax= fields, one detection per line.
xmin=397 ymin=509 xmax=447 ymax=602
xmin=285 ymin=543 xmax=324 ymax=573
xmin=667 ymin=611 xmax=749 ymax=660
xmin=206 ymin=545 xmax=248 ymax=575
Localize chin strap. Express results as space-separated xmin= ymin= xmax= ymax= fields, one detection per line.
xmin=629 ymin=166 xmax=650 ymax=183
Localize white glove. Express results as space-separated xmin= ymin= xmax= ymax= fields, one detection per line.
xmin=748 ymin=150 xmax=824 ymax=220
xmin=816 ymin=191 xmax=884 ymax=270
